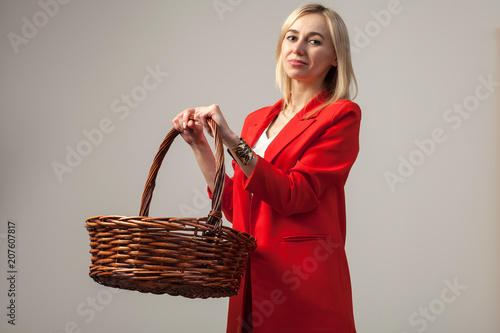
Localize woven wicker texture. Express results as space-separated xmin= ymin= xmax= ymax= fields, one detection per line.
xmin=85 ymin=118 xmax=257 ymax=298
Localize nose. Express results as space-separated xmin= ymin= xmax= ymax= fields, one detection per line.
xmin=292 ymin=40 xmax=305 ymax=55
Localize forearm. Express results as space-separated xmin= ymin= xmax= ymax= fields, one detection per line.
xmin=222 ymin=131 xmax=257 ymax=179
xmin=189 ymin=104 xmax=258 ymax=179
xmin=190 ymin=139 xmax=217 ymax=192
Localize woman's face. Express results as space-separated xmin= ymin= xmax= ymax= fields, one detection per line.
xmin=281 ymin=13 xmax=337 ymax=86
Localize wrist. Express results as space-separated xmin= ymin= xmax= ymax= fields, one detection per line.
xmin=223 ymin=132 xmax=240 ymax=149
xmin=227 ymin=137 xmax=256 ymax=166
xmin=189 ymin=136 xmax=210 ymax=150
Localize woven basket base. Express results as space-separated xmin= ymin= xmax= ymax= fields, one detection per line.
xmin=91 ymin=272 xmax=238 ymax=298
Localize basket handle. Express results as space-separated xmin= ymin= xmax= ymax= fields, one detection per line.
xmin=139 ymin=116 xmax=225 ymax=229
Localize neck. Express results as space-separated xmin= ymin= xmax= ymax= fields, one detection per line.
xmin=289 ymin=79 xmax=325 ymax=111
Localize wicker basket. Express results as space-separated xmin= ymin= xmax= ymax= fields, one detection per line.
xmin=85 ymin=118 xmax=257 ymax=298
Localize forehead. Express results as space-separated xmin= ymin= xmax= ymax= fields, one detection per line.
xmin=288 ymin=13 xmax=330 ymax=35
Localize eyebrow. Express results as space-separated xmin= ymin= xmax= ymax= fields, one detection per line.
xmin=286 ymin=29 xmax=325 ymax=40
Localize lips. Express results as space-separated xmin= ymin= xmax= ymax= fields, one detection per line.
xmin=288 ymin=59 xmax=308 ymax=66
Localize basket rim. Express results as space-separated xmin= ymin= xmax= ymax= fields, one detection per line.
xmin=85 ymin=214 xmax=257 ymax=250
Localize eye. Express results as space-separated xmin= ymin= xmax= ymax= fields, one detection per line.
xmin=286 ymin=35 xmax=297 ymax=42
xmin=309 ymin=39 xmax=321 ymax=46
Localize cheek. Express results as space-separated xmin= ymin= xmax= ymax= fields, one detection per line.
xmin=281 ymin=42 xmax=291 ymax=58
xmin=312 ymin=50 xmax=335 ymax=68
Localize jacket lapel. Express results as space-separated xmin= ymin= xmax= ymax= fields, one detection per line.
xmin=245 ymin=99 xmax=282 ymax=147
xmin=263 ymin=117 xmax=314 ymax=163
xmin=264 ymin=90 xmax=329 ymax=163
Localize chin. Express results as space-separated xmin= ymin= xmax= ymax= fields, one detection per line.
xmin=285 ymin=68 xmax=308 ymax=78
xmin=286 ymin=72 xmax=313 ymax=81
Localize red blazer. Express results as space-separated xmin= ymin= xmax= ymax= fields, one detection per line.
xmin=219 ymin=91 xmax=361 ymax=333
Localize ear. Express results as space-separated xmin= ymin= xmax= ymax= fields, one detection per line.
xmin=332 ymin=54 xmax=338 ymax=67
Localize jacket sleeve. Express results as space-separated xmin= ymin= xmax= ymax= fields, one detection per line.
xmin=243 ymin=104 xmax=361 ymax=216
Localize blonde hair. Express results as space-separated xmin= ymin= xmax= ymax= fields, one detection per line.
xmin=275 ymin=4 xmax=358 ymax=111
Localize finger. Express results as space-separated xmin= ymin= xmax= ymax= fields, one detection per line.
xmin=194 ymin=107 xmax=208 ymax=129
xmin=187 ymin=119 xmax=198 ymax=128
xmin=172 ymin=115 xmax=183 ymax=132
xmin=182 ymin=108 xmax=195 ymax=130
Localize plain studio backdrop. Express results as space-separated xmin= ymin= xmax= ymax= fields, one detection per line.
xmin=0 ymin=0 xmax=499 ymax=332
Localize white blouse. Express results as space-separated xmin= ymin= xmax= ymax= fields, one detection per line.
xmin=253 ymin=124 xmax=278 ymax=157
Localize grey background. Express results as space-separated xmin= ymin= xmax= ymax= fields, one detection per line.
xmin=1 ymin=0 xmax=499 ymax=332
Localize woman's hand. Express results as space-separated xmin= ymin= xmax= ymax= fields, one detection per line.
xmin=171 ymin=108 xmax=205 ymax=146
xmin=193 ymin=104 xmax=239 ymax=148
xmin=173 ymin=104 xmax=256 ymax=180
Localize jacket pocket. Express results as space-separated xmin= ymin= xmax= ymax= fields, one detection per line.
xmin=281 ymin=234 xmax=328 ymax=242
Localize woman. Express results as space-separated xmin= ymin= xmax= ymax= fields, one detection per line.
xmin=172 ymin=4 xmax=360 ymax=333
